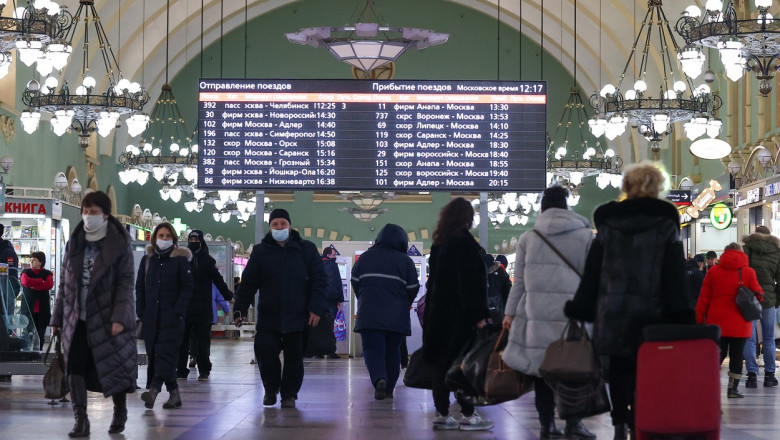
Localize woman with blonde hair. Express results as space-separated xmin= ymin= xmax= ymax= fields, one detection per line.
xmin=565 ymin=162 xmax=695 ymax=440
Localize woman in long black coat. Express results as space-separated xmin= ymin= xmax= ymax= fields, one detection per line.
xmin=136 ymin=222 xmax=193 ymax=410
xmin=50 ymin=192 xmax=137 ymax=437
xmin=422 ymin=197 xmax=492 ymax=431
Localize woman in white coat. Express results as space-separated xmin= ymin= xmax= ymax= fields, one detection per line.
xmin=502 ymin=186 xmax=595 ymax=440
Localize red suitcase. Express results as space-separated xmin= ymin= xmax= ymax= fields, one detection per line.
xmin=635 ymin=325 xmax=721 ymax=440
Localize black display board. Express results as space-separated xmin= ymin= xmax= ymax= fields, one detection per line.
xmin=197 ymin=79 xmax=547 ymax=191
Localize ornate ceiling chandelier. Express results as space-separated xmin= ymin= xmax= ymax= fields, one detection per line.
xmin=677 ymin=0 xmax=779 ymax=97
xmin=471 ymin=193 xmax=541 ymax=228
xmin=589 ymin=0 xmax=722 ymax=153
xmin=21 ymin=0 xmax=149 ymax=147
xmin=0 ymin=0 xmax=67 ymax=80
xmin=182 ymin=190 xmax=259 ymax=224
xmin=285 ymin=0 xmax=448 ymax=72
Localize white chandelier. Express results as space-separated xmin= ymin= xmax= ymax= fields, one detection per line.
xmin=471 ymin=193 xmax=541 ymax=228
xmin=0 ymin=0 xmax=67 ymax=80
xmin=21 ymin=0 xmax=149 ymax=147
xmin=590 ymin=0 xmax=722 ymax=152
xmin=677 ymin=0 xmax=780 ymax=97
xmin=286 ymin=0 xmax=447 ymax=72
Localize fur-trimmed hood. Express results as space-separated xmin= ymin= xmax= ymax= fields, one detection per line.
xmin=743 ymin=232 xmax=780 ymax=254
xmin=593 ymin=197 xmax=679 ymax=232
xmin=145 ymin=245 xmax=192 ymax=261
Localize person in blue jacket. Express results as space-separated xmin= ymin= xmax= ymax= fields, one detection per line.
xmin=233 ymin=209 xmax=328 ymax=409
xmin=351 ymin=223 xmax=419 ymax=400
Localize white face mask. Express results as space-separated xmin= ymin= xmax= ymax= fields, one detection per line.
xmin=82 ymin=214 xmax=106 ymax=232
xmin=157 ymin=239 xmax=174 ymax=251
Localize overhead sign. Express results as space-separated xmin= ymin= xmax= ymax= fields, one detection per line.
xmin=710 ymin=203 xmax=733 ymax=230
xmin=666 ymin=190 xmax=692 ymax=205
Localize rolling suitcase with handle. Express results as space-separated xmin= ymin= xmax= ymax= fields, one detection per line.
xmin=635 ymin=324 xmax=721 ymax=440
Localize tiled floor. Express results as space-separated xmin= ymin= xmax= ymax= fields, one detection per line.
xmin=1 ymin=340 xmax=779 ymax=439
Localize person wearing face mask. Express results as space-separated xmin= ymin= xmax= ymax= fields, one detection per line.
xmin=50 ymin=191 xmax=138 ymax=437
xmin=176 ymin=229 xmax=233 ymax=381
xmin=233 ymin=208 xmax=328 ymax=409
xmin=136 ymin=222 xmax=193 ymax=411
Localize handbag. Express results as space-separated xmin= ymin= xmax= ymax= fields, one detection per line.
xmin=403 ymin=348 xmax=436 ymax=390
xmin=484 ymin=328 xmax=534 ymax=403
xmin=538 ymin=320 xmax=600 ymax=384
xmin=333 ymin=308 xmax=347 ymax=342
xmin=555 ymin=379 xmax=611 ymax=419
xmin=42 ymin=333 xmax=68 ymax=400
xmin=736 ymin=268 xmax=762 ymax=321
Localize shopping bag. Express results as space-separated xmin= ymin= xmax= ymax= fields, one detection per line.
xmin=736 ymin=269 xmax=762 ymax=321
xmin=304 ymin=311 xmax=336 ymax=356
xmin=403 ymin=348 xmax=436 ymax=390
xmin=42 ymin=333 xmax=68 ymax=400
xmin=539 ymin=320 xmax=600 ymax=384
xmin=484 ymin=328 xmax=533 ymax=403
xmin=333 ymin=309 xmax=347 ymax=341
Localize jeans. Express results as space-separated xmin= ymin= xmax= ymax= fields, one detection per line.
xmin=743 ymin=308 xmax=777 ymax=374
xmin=360 ymin=330 xmax=403 ymax=394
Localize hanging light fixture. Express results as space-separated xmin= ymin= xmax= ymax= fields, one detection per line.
xmin=677 ymin=0 xmax=780 ymax=97
xmin=338 ymin=206 xmax=389 ymax=222
xmin=590 ymin=0 xmax=722 ymax=152
xmin=0 ymin=0 xmax=69 ymax=80
xmin=286 ymin=0 xmax=448 ymax=72
xmin=336 ymin=191 xmax=396 ymax=209
xmin=21 ymin=0 xmax=149 ymax=148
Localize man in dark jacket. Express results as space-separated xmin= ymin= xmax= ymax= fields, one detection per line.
xmin=233 ymin=209 xmax=328 ymax=409
xmin=741 ymin=225 xmax=780 ymax=388
xmin=321 ymin=246 xmax=343 ymax=359
xmin=685 ymin=255 xmax=705 ymax=305
xmin=483 ymin=254 xmax=511 ymax=322
xmin=177 ymin=230 xmax=233 ymax=380
xmin=0 ymin=223 xmax=20 ymax=318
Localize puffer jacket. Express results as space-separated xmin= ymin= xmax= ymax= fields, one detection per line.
xmin=742 ymin=232 xmax=780 ymax=308
xmin=696 ymin=249 xmax=762 ymax=337
xmin=233 ymin=229 xmax=328 ymax=333
xmin=422 ymin=229 xmax=489 ymax=367
xmin=565 ymin=197 xmax=695 ymax=357
xmin=50 ymin=218 xmax=137 ymax=396
xmin=502 ymin=208 xmax=593 ymax=376
xmin=351 ymin=224 xmax=419 ymax=335
xmin=136 ymin=245 xmax=194 ymax=371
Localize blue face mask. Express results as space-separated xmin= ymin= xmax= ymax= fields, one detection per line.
xmin=271 ymin=228 xmax=289 ymax=242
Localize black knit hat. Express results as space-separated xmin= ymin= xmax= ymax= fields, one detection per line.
xmin=188 ymin=229 xmax=205 ymax=243
xmin=495 ymin=255 xmax=508 ymax=267
xmin=541 ymin=185 xmax=569 ymax=212
xmin=269 ymin=208 xmax=291 ymax=224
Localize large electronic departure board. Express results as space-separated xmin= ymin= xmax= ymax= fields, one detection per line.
xmin=197 ymin=79 xmax=547 ymax=191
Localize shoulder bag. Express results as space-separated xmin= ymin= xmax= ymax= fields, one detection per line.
xmin=532 ymin=230 xmax=582 ymax=278
xmin=736 ymin=268 xmax=762 ymax=321
xmin=42 ymin=332 xmax=68 ymax=400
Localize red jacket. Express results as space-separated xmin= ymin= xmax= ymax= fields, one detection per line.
xmin=696 ymin=249 xmax=762 ymax=337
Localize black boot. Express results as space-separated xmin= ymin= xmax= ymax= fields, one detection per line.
xmin=613 ymin=423 xmax=627 ymax=440
xmin=540 ymin=421 xmax=564 ymax=439
xmin=565 ymin=419 xmax=596 ymax=439
xmin=108 ymin=392 xmax=127 ymax=434
xmin=68 ymin=375 xmax=90 ymax=438
xmin=746 ymin=372 xmax=758 ymax=388
xmin=162 ymin=388 xmax=182 ymax=409
xmin=727 ymin=376 xmax=744 ymax=398
xmin=764 ymin=372 xmax=778 ymax=387
xmin=141 ymin=387 xmax=160 ymax=409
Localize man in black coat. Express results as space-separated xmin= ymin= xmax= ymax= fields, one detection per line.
xmin=233 ymin=209 xmax=328 ymax=409
xmin=321 ymin=246 xmax=343 ymax=359
xmin=177 ymin=230 xmax=233 ymax=380
xmin=0 ymin=223 xmax=20 ymax=318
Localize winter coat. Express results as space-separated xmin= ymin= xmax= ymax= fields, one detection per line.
xmin=696 ymin=249 xmax=762 ymax=338
xmin=50 ymin=218 xmax=137 ymax=397
xmin=20 ymin=268 xmax=54 ymax=322
xmin=565 ymin=197 xmax=695 ymax=357
xmin=685 ymin=259 xmax=704 ymax=305
xmin=502 ymin=208 xmax=594 ymax=376
xmin=351 ymin=224 xmax=420 ymax=335
xmin=187 ymin=242 xmax=233 ymax=322
xmin=485 ymin=258 xmax=511 ymax=322
xmin=233 ymin=229 xmax=328 ymax=333
xmin=0 ymin=239 xmax=20 ymax=294
xmin=742 ymin=232 xmax=780 ymax=308
xmin=323 ymin=257 xmax=344 ymax=306
xmin=136 ymin=245 xmax=194 ymax=374
xmin=211 ymin=284 xmax=231 ymax=324
xmin=422 ymin=229 xmax=489 ymax=367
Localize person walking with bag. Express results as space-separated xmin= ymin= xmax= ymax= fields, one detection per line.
xmin=351 ymin=223 xmax=419 ymax=400
xmin=49 ymin=191 xmax=137 ymax=437
xmin=741 ymin=225 xmax=780 ymax=388
xmin=502 ymin=186 xmax=596 ymax=440
xmin=564 ymin=162 xmax=695 ymax=440
xmin=321 ymin=246 xmax=343 ymax=359
xmin=696 ymin=242 xmax=762 ymax=398
xmin=422 ymin=197 xmax=493 ymax=431
xmin=20 ymin=251 xmax=53 ymax=350
xmin=136 ymin=222 xmax=194 ymax=409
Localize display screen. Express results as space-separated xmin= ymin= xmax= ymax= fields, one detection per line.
xmin=198 ymin=79 xmax=547 ymax=191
